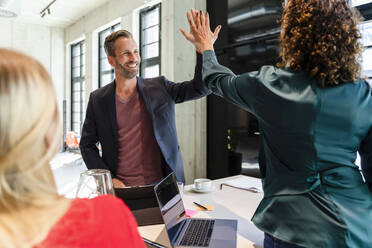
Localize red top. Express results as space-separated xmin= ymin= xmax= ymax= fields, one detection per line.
xmin=115 ymin=88 xmax=164 ymax=186
xmin=35 ymin=195 xmax=146 ymax=248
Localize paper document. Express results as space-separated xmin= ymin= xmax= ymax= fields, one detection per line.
xmin=220 ymin=176 xmax=263 ymax=193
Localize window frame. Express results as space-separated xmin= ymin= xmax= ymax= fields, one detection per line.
xmin=70 ymin=40 xmax=85 ymax=135
xmin=98 ymin=23 xmax=121 ymax=88
xmin=139 ymin=3 xmax=161 ymax=78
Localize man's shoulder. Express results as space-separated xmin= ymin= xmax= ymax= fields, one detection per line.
xmin=90 ymin=82 xmax=115 ymax=98
xmin=142 ymin=76 xmax=166 ymax=85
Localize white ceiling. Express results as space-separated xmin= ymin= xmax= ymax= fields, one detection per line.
xmin=15 ymin=0 xmax=111 ymax=28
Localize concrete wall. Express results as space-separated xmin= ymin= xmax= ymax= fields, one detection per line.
xmin=0 ymin=19 xmax=65 ymax=125
xmin=64 ymin=0 xmax=207 ymax=183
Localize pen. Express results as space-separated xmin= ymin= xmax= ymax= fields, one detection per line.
xmin=142 ymin=237 xmax=166 ymax=248
xmin=193 ymin=201 xmax=208 ymax=210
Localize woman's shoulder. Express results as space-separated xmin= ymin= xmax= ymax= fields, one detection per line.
xmin=246 ymin=66 xmax=311 ymax=91
xmin=71 ymin=195 xmax=131 ymax=218
xmin=38 ymin=195 xmax=144 ymax=247
xmin=77 ymin=194 xmax=125 ymax=206
xmin=243 ymin=65 xmax=307 ymax=82
xmin=51 ymin=195 xmax=132 ymax=231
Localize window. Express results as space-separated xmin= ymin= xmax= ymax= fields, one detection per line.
xmin=99 ymin=23 xmax=121 ymax=87
xmin=360 ymin=21 xmax=372 ymax=84
xmin=351 ymin=0 xmax=372 ymax=6
xmin=71 ymin=40 xmax=85 ymax=135
xmin=140 ymin=3 xmax=161 ymax=78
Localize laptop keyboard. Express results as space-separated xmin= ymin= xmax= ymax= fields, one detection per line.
xmin=179 ymin=219 xmax=215 ymax=247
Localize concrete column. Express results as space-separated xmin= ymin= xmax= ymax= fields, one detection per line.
xmin=162 ymin=0 xmax=207 ymax=184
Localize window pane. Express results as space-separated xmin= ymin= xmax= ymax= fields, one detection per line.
xmin=72 ymin=56 xmax=80 ymax=67
xmin=71 ymin=40 xmax=85 ymax=133
xmin=99 ymin=24 xmax=120 ymax=87
xmin=72 ymin=45 xmax=80 ymax=56
xmin=72 ymin=92 xmax=80 ymax=101
xmin=143 ymin=42 xmax=159 ymax=59
xmin=100 ymin=47 xmax=107 ymax=58
xmin=361 ymin=22 xmax=372 ymax=47
xmin=144 ymin=7 xmax=159 ymax=29
xmin=144 ymin=64 xmax=159 ymax=78
xmin=81 ymin=54 xmax=85 ymax=65
xmin=143 ymin=25 xmax=159 ymax=44
xmin=100 ymin=59 xmax=112 ymax=71
xmin=72 ymin=113 xmax=80 ymax=122
xmin=72 ymin=67 xmax=80 ymax=77
xmin=362 ymin=48 xmax=372 ymax=79
xmin=99 ymin=29 xmax=111 ymax=44
xmin=140 ymin=4 xmax=161 ymax=78
xmin=72 ymin=123 xmax=80 ymax=133
xmin=100 ymin=73 xmax=113 ymax=86
xmin=113 ymin=23 xmax=121 ymax=32
xmin=81 ymin=65 xmax=85 ymax=77
xmin=351 ymin=0 xmax=372 ymax=6
xmin=72 ymin=103 xmax=81 ymax=112
xmin=82 ymin=92 xmax=86 ymax=105
xmin=73 ymin=82 xmax=80 ymax=91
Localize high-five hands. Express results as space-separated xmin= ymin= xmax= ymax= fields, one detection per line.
xmin=180 ymin=8 xmax=221 ymax=54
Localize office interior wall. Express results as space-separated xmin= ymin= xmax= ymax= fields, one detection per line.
xmin=0 ymin=19 xmax=65 ymax=129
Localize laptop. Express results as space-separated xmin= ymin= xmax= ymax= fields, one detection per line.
xmin=154 ymin=173 xmax=237 ymax=248
xmin=114 ymin=184 xmax=163 ymax=226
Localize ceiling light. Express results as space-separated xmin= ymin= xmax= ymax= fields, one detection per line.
xmin=0 ymin=0 xmax=22 ymax=18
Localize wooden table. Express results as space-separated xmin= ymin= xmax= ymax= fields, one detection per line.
xmin=138 ymin=175 xmax=264 ymax=248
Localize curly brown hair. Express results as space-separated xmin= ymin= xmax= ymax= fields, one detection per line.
xmin=278 ymin=0 xmax=363 ymax=87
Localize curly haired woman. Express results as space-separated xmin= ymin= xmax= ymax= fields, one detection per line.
xmin=181 ymin=0 xmax=372 ymax=247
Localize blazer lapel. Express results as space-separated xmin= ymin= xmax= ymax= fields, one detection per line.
xmin=106 ymin=81 xmax=119 ymax=146
xmin=137 ymin=76 xmax=153 ymax=122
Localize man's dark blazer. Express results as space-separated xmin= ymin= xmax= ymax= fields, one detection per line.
xmin=79 ymin=53 xmax=210 ymax=183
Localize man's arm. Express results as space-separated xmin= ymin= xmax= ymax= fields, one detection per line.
xmin=359 ymin=126 xmax=372 ymax=193
xmin=164 ymin=52 xmax=211 ymax=103
xmin=79 ymin=93 xmax=110 ymax=170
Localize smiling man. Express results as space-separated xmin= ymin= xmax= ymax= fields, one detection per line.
xmin=79 ymin=30 xmax=211 ymax=187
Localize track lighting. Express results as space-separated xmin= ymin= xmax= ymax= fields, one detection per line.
xmin=40 ymin=0 xmax=56 ymax=18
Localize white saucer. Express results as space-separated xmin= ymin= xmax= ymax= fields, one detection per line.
xmin=191 ymin=185 xmax=215 ymax=193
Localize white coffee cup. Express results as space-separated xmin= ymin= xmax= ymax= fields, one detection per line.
xmin=194 ymin=178 xmax=212 ymax=191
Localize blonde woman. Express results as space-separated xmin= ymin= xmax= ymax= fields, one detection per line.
xmin=0 ymin=49 xmax=145 ymax=248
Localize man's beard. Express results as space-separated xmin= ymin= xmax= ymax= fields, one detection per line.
xmin=115 ymin=60 xmax=139 ymax=79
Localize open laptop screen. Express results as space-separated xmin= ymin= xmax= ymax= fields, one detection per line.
xmin=154 ymin=173 xmax=187 ymax=243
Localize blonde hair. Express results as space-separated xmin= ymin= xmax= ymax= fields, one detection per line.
xmin=0 ymin=49 xmax=70 ymax=247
